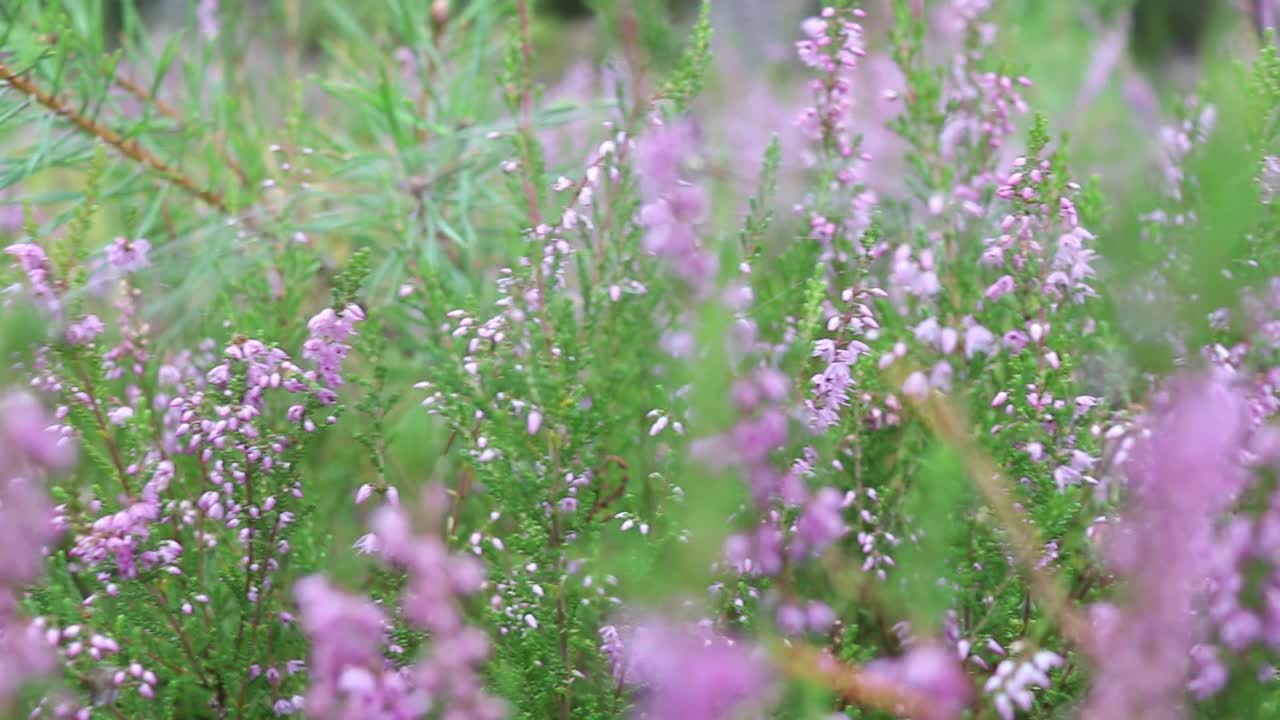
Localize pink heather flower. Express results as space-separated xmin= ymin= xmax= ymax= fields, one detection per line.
xmin=294 ymin=576 xmax=395 ymax=716
xmin=5 ymin=242 xmax=59 ymax=311
xmin=1 ymin=390 xmax=75 ymax=471
xmin=600 ymin=625 xmax=626 ymax=680
xmin=371 ymin=498 xmax=487 ymax=632
xmin=354 ymin=484 xmax=374 ymax=505
xmin=1002 ymin=330 xmax=1029 ymax=354
xmin=864 ymin=642 xmax=973 ymax=720
xmin=984 ymin=275 xmax=1016 ymax=301
xmin=619 ymin=619 xmax=774 ymax=720
xmin=930 ymin=361 xmax=953 ymax=393
xmin=295 ymin=576 xmax=387 ymax=669
xmin=0 ymin=390 xmax=66 ymax=704
xmin=634 ymin=121 xmax=700 ymax=197
xmin=65 ymin=314 xmax=105 ymax=346
xmin=634 ymin=120 xmax=718 ymax=296
xmin=792 ymin=486 xmax=848 ymax=557
xmin=985 ymin=652 xmax=1062 ymax=720
xmin=0 ymin=615 xmax=57 ymax=705
xmin=940 ymin=327 xmax=959 ymax=355
xmin=104 ymin=237 xmax=151 ymax=273
xmin=0 ymin=476 xmax=59 ymax=588
xmin=776 ymin=603 xmax=807 ymax=636
xmin=730 ymin=409 xmax=789 ymax=468
xmin=1084 ymin=373 xmax=1250 ymax=719
xmin=914 ymin=318 xmax=941 ymax=346
xmin=723 ymin=523 xmax=785 ymax=577
xmin=302 ymin=304 xmax=365 ymax=399
xmin=526 ymin=409 xmax=542 ymax=435
xmin=0 ymin=203 xmax=22 ymax=233
xmin=806 ymin=601 xmax=837 ymax=633
xmin=801 ymin=17 xmax=827 ymax=40
xmin=363 ymin=493 xmax=502 ymax=718
xmin=902 ymin=371 xmax=930 ymax=399
xmin=197 ymin=0 xmax=219 ymax=40
xmin=1189 ymin=644 xmax=1228 ymax=699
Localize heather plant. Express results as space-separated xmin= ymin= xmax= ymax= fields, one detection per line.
xmin=6 ymin=1 xmax=1280 ymax=719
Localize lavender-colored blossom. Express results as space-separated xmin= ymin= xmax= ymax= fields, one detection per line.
xmin=197 ymin=0 xmax=219 ymax=40
xmin=902 ymin=371 xmax=930 ymax=399
xmin=634 ymin=121 xmax=700 ymax=198
xmin=0 ymin=477 xmax=59 ymax=589
xmin=0 ymin=202 xmax=22 ymax=234
xmin=371 ymin=501 xmax=486 ymax=634
xmin=618 ymin=619 xmax=773 ymax=720
xmin=5 ymin=242 xmax=59 ymax=312
xmin=0 ymin=614 xmax=57 ymax=705
xmin=634 ymin=120 xmax=718 ymax=297
xmin=65 ymin=314 xmax=105 ymax=346
xmin=0 ymin=390 xmax=71 ymax=705
xmin=358 ymin=492 xmax=504 ymax=719
xmin=1084 ymin=373 xmax=1250 ymax=719
xmin=983 ymin=275 xmax=1015 ymax=302
xmin=723 ymin=522 xmax=785 ymax=577
xmin=863 ymin=642 xmax=973 ymax=720
xmin=964 ymin=324 xmax=996 ymax=358
xmin=294 ymin=575 xmax=400 ymax=717
xmin=983 ymin=649 xmax=1063 ymax=720
xmin=104 ymin=237 xmax=151 ymax=273
xmin=792 ymin=487 xmax=848 ymax=557
xmin=302 ymin=304 xmax=366 ymax=399
xmin=1 ymin=391 xmax=75 ymax=471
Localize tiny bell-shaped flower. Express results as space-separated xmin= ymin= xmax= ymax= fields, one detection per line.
xmin=355 ymin=484 xmax=375 ymax=505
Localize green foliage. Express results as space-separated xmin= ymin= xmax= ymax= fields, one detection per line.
xmin=331 ymin=246 xmax=372 ymax=308
xmin=658 ymin=0 xmax=712 ymax=113
xmin=739 ymin=134 xmax=780 ymax=253
xmin=6 ymin=1 xmax=1280 ymax=719
xmin=889 ymin=443 xmax=972 ymax=634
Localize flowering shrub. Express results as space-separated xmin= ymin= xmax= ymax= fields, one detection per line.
xmin=4 ymin=0 xmax=1280 ymax=718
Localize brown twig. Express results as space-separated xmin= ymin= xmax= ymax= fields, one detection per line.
xmin=113 ymin=72 xmax=182 ymax=122
xmin=0 ymin=60 xmax=229 ymax=213
xmin=588 ymin=454 xmax=630 ymax=521
xmin=116 ymin=76 xmax=252 ymax=191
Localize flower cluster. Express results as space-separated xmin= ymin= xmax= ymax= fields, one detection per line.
xmin=0 ymin=391 xmax=74 ymax=706
xmin=634 ymin=119 xmax=717 ymax=297
xmin=607 ymin=618 xmax=773 ymax=720
xmin=1085 ymin=374 xmax=1250 ymax=718
xmin=300 ymin=489 xmax=502 ymax=720
xmin=9 ymin=1 xmax=1280 ymax=719
xmin=302 ymin=304 xmax=366 ymax=403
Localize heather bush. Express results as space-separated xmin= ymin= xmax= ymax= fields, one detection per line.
xmin=4 ymin=1 xmax=1280 ymax=719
